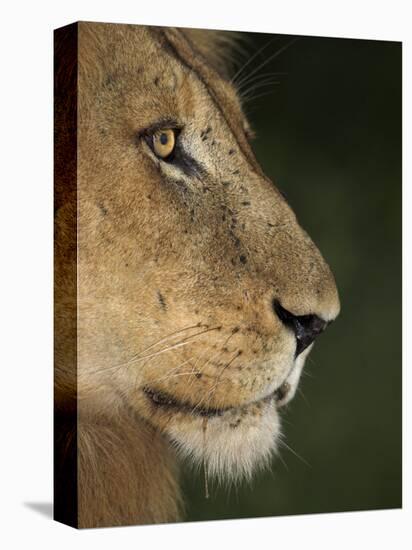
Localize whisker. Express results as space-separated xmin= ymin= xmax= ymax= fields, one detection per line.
xmin=276 ymin=449 xmax=289 ymax=472
xmin=307 ymin=356 xmax=317 ymax=368
xmin=237 ymin=72 xmax=285 ymax=97
xmin=302 ymin=366 xmax=315 ymax=379
xmin=297 ymin=387 xmax=310 ymax=407
xmin=241 ymin=83 xmax=281 ymax=102
xmin=142 ymin=354 xmax=195 ymax=383
xmin=192 ymin=350 xmax=240 ymax=414
xmin=85 ymin=341 xmax=193 ymax=376
xmin=86 ymin=325 xmax=222 ymax=376
xmin=278 ymin=437 xmax=311 ymax=468
xmin=241 ymin=77 xmax=281 ymax=95
xmin=242 ymin=89 xmax=280 ymax=104
xmin=231 ymin=36 xmax=279 ymax=86
xmin=177 ymin=330 xmax=238 ymax=404
xmin=132 ymin=341 xmax=191 ymax=362
xmin=196 ymin=331 xmax=237 ymax=378
xmin=238 ymin=37 xmax=299 ymax=88
xmin=174 ymin=349 xmax=215 ymax=406
xmin=125 ymin=323 xmax=203 ymax=362
xmin=148 ymin=368 xmax=200 ymax=386
xmin=127 ymin=325 xmax=223 ymax=366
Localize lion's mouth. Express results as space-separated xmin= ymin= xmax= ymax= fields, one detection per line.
xmin=143 ymin=384 xmax=287 ymax=418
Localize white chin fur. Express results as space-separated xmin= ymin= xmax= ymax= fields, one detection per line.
xmin=166 ymin=398 xmax=280 ymax=482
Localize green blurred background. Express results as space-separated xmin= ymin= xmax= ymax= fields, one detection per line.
xmin=183 ymin=33 xmax=402 ymax=520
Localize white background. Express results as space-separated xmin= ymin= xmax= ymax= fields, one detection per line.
xmin=0 ymin=0 xmax=410 ymax=548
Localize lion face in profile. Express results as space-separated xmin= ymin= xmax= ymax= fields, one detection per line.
xmin=75 ymin=24 xmax=340 ymax=482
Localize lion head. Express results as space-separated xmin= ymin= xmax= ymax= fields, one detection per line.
xmin=60 ymin=23 xmax=339 ymax=485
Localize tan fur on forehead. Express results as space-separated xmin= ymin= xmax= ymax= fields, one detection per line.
xmin=77 ymin=23 xmax=241 ymax=85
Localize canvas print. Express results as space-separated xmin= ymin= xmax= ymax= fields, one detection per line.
xmin=54 ymin=22 xmax=402 ymax=528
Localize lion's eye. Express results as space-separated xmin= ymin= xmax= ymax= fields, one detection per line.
xmin=152 ymin=128 xmax=176 ymax=159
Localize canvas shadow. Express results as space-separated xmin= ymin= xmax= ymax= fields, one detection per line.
xmin=24 ymin=501 xmax=53 ymax=519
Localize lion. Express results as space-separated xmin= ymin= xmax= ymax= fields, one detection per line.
xmin=54 ymin=22 xmax=340 ymax=528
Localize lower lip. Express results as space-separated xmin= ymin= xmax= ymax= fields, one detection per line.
xmin=143 ymin=386 xmax=282 ymax=418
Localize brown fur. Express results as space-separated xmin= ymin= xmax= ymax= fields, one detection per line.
xmin=54 ymin=22 xmax=340 ymax=528
xmin=78 ymin=409 xmax=182 ymax=526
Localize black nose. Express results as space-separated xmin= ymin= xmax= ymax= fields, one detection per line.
xmin=273 ymin=300 xmax=328 ymax=356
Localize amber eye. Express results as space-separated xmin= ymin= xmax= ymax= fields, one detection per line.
xmin=152 ymin=128 xmax=176 ymax=159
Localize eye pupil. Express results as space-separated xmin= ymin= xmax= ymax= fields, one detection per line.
xmin=149 ymin=128 xmax=176 ymax=160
